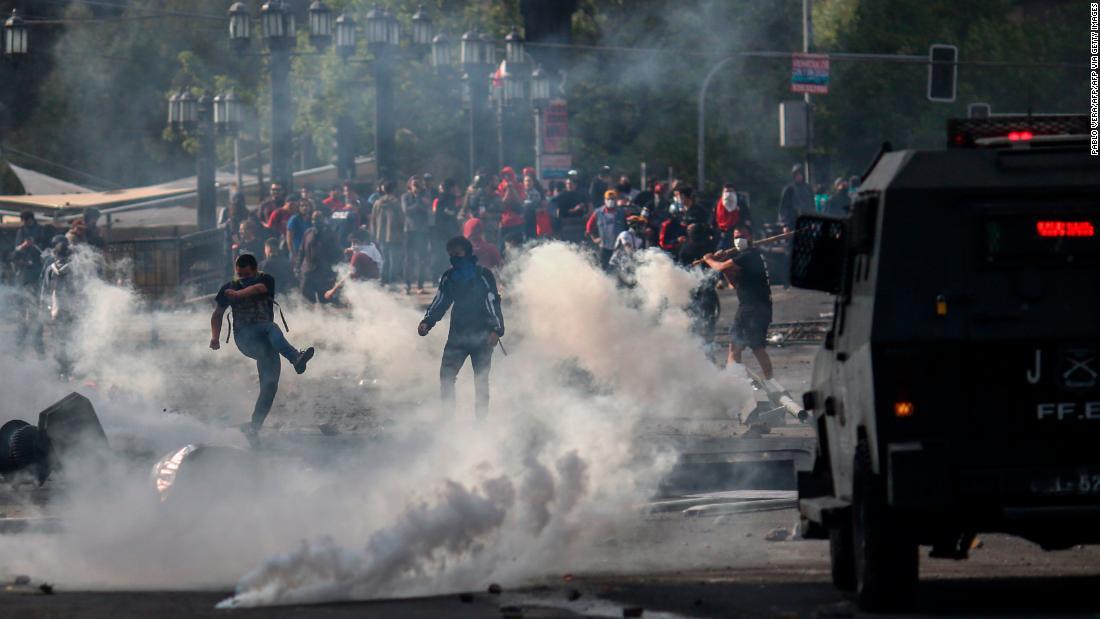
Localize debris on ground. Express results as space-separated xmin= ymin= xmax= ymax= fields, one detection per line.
xmin=487 ymin=583 xmax=502 ymax=594
xmin=764 ymin=527 xmax=791 ymax=542
xmin=623 ymin=607 xmax=645 ymax=617
xmin=567 ymin=589 xmax=582 ymax=601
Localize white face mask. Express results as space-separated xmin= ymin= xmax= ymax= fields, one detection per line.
xmin=722 ymin=192 xmax=738 ymax=211
xmin=734 ymin=237 xmax=750 ymax=251
xmin=605 ymin=199 xmax=616 ymax=209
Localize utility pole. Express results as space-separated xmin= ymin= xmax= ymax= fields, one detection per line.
xmin=196 ymin=96 xmax=217 ymax=231
xmin=802 ymin=0 xmax=814 ymax=187
xmin=270 ymin=47 xmax=293 ymax=191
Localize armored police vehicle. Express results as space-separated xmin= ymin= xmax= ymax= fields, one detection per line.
xmin=792 ymin=115 xmax=1099 ymax=610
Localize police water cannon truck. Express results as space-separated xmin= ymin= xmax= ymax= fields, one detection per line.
xmin=791 ymin=115 xmax=1099 ymax=610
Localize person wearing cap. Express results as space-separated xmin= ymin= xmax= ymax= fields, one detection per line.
xmin=586 ymin=188 xmax=628 ymax=271
xmin=589 ymin=165 xmax=612 ymax=209
xmin=779 ymin=164 xmax=813 ymax=233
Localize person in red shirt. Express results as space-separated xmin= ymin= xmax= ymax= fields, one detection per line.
xmin=322 ymin=186 xmax=344 ymax=211
xmin=659 ymin=209 xmax=688 ymax=254
xmin=713 ymin=182 xmax=754 ymax=250
xmin=463 ymin=217 xmax=503 ymax=269
xmin=266 ymin=197 xmax=298 ymax=238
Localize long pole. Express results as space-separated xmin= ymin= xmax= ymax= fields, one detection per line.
xmin=233 ymin=137 xmax=243 ymax=190
xmin=495 ymin=92 xmax=504 ymax=171
xmin=373 ymin=45 xmax=396 ymax=182
xmin=270 ymin=48 xmax=293 ymax=191
xmin=802 ymin=0 xmax=814 ymax=187
xmin=697 ymin=55 xmax=735 ymax=193
xmin=196 ymin=98 xmax=217 ymax=231
xmin=336 ymin=114 xmax=356 ymax=181
xmin=466 ymin=67 xmax=491 ymax=180
xmin=533 ymin=106 xmax=543 ymax=179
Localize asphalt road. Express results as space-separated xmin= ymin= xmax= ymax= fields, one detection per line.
xmin=7 ymin=527 xmax=1100 ymax=618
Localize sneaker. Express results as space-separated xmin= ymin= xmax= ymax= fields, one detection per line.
xmin=293 ymin=346 xmax=315 ymax=374
xmin=239 ymin=423 xmax=261 ymax=448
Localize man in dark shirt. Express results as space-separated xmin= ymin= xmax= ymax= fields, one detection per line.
xmin=778 ymin=165 xmax=814 ymax=232
xmin=210 ymin=253 xmax=315 ymax=441
xmin=417 ymin=236 xmax=505 ymax=419
xmin=13 ymin=212 xmax=47 ymax=355
xmin=260 ymin=238 xmax=295 ymax=293
xmin=588 ymin=165 xmax=612 ymax=208
xmin=678 ymin=224 xmax=721 ymax=357
xmin=704 ymin=226 xmax=774 ymax=379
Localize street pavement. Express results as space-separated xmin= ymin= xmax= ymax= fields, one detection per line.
xmin=5 ymin=284 xmax=1100 ymax=617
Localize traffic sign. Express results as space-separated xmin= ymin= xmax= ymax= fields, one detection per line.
xmin=791 ymin=53 xmax=829 ymax=95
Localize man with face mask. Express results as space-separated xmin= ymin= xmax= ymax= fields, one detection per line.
xmin=703 ymin=225 xmax=774 ymax=380
xmin=585 ymin=189 xmax=628 ymax=271
xmin=418 ymin=236 xmax=505 ymax=419
xmin=714 ymin=182 xmax=754 ymax=250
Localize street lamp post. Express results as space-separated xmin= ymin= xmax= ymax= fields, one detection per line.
xmin=460 ymin=30 xmax=493 ymax=180
xmin=366 ymin=5 xmax=397 ymax=182
xmin=334 ymin=12 xmax=357 ymax=181
xmin=168 ymin=90 xmax=220 ymax=231
xmin=261 ymin=0 xmax=295 ymax=191
xmin=4 ymin=9 xmax=27 ymax=56
xmin=530 ymin=67 xmax=551 ymax=179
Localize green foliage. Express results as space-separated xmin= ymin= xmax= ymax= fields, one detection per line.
xmin=0 ymin=0 xmax=1084 ymax=221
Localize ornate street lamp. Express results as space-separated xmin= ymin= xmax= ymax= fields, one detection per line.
xmin=364 ymin=5 xmax=388 ymax=47
xmin=308 ymin=1 xmax=333 ymax=51
xmin=261 ymin=0 xmax=292 ymax=49
xmin=227 ymin=2 xmax=251 ymax=52
xmin=479 ymin=32 xmax=495 ymax=67
xmin=460 ymin=30 xmax=482 ymax=67
xmin=505 ymin=27 xmax=525 ymax=65
xmin=411 ymin=5 xmax=433 ymax=47
xmin=431 ymin=32 xmax=452 ymax=68
xmin=335 ymin=13 xmax=356 ymax=59
xmin=4 ymin=9 xmax=27 ymax=56
xmin=167 ymin=91 xmax=181 ymax=130
xmin=530 ymin=66 xmax=551 ymax=108
xmin=213 ymin=91 xmax=243 ymax=135
xmin=178 ymin=91 xmax=197 ymax=130
xmin=502 ymin=63 xmax=525 ymax=106
xmin=385 ymin=8 xmax=400 ymax=47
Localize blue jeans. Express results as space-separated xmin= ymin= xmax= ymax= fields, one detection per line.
xmin=234 ymin=322 xmax=298 ymax=430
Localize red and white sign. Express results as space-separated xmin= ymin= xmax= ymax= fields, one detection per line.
xmin=791 ymin=53 xmax=830 ymax=95
xmin=542 ymin=99 xmax=570 ymax=154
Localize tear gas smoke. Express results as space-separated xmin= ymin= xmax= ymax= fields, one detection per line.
xmin=0 ymin=242 xmax=752 ymax=606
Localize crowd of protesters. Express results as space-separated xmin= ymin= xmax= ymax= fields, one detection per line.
xmin=8 ymin=161 xmax=855 ymax=384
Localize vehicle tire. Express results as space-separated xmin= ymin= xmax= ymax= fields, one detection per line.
xmin=852 ymin=439 xmax=918 ymax=611
xmin=830 ymin=519 xmax=856 ymax=591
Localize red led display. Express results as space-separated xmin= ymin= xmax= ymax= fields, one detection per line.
xmin=1036 ymin=220 xmax=1095 ymax=238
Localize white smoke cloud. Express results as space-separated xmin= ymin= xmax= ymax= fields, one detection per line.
xmin=0 ymin=241 xmax=753 ymax=606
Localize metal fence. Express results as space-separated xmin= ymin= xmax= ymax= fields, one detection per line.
xmin=105 ymin=228 xmax=227 ymax=302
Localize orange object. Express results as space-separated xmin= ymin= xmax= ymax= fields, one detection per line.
xmin=894 ymin=401 xmax=914 ymax=418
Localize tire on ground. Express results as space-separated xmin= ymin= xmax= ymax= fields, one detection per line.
xmin=852 ymin=439 xmax=918 ymax=611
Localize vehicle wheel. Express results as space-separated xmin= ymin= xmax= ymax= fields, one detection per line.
xmin=852 ymin=440 xmax=918 ymax=611
xmin=830 ymin=519 xmax=856 ymax=591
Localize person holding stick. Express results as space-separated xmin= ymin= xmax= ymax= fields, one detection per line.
xmin=703 ymin=225 xmax=774 ymax=379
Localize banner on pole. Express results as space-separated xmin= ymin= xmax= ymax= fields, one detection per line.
xmin=791 ymin=53 xmax=830 ymax=95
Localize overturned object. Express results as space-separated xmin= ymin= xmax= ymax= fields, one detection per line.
xmin=0 ymin=393 xmax=109 ymax=484
xmin=151 ymin=444 xmax=259 ymax=505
